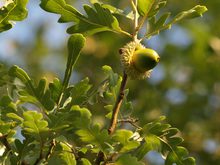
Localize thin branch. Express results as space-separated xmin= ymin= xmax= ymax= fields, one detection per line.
xmin=135 ymin=0 xmax=155 ymax=36
xmin=130 ymin=0 xmax=138 ymax=41
xmin=108 ymin=72 xmax=128 ymax=135
xmin=95 ymin=151 xmax=105 ymax=165
xmin=118 ymin=30 xmax=133 ymax=38
xmin=0 ymin=135 xmax=11 ymax=152
xmin=97 ymin=1 xmax=137 ymax=163
xmin=45 ymin=139 xmax=56 ymax=160
xmin=118 ymin=118 xmax=142 ymax=129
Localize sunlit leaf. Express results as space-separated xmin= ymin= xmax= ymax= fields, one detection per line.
xmin=0 ymin=0 xmax=28 ymax=32
xmin=165 ymin=146 xmax=196 ymax=165
xmin=22 ymin=111 xmax=49 ymax=140
xmin=6 ymin=113 xmax=23 ymax=122
xmin=146 ymin=5 xmax=207 ymax=38
xmin=137 ymin=0 xmax=155 ymax=17
xmin=115 ymin=154 xmax=144 ymax=165
xmin=76 ymin=124 xmax=111 ymax=152
xmin=70 ymin=77 xmax=92 ymax=105
xmin=48 ymin=142 xmax=76 ymax=165
xmin=81 ymin=158 xmax=92 ymax=165
xmin=40 ymin=1 xmax=124 ymax=36
xmin=134 ymin=134 xmax=161 ymax=160
xmin=63 ymin=34 xmax=86 ymax=89
xmin=113 ymin=129 xmax=140 ymax=152
xmin=148 ymin=0 xmax=167 ymax=18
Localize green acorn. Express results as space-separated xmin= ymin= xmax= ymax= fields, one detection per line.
xmin=132 ymin=49 xmax=160 ymax=72
xmin=120 ymin=41 xmax=160 ymax=79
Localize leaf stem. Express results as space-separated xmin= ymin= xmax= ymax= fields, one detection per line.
xmin=118 ymin=29 xmax=133 ymax=38
xmin=135 ymin=0 xmax=155 ymax=36
xmin=130 ymin=0 xmax=138 ymax=41
xmin=108 ymin=72 xmax=128 ymax=135
xmin=45 ymin=139 xmax=56 ymax=160
xmin=118 ymin=117 xmax=141 ymax=129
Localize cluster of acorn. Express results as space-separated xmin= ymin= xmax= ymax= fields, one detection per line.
xmin=119 ymin=41 xmax=160 ymax=79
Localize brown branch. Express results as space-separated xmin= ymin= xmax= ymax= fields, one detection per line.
xmin=0 ymin=134 xmax=11 ymax=152
xmin=95 ymin=151 xmax=105 ymax=165
xmin=45 ymin=139 xmax=56 ymax=160
xmin=108 ymin=72 xmax=128 ymax=135
xmin=96 ymin=72 xmax=128 ymax=164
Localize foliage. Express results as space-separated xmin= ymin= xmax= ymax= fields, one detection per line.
xmin=0 ymin=0 xmax=208 ymax=164
xmin=0 ymin=0 xmax=28 ymax=32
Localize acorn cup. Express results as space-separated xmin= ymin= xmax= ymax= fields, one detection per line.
xmin=120 ymin=41 xmax=160 ymax=79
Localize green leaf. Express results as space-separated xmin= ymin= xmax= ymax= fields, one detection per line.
xmin=35 ymin=78 xmax=46 ymax=98
xmin=49 ymin=105 xmax=91 ymax=132
xmin=134 ymin=134 xmax=161 ymax=160
xmin=0 ymin=64 xmax=8 ymax=86
xmin=148 ymin=0 xmax=167 ymax=18
xmin=14 ymin=138 xmax=36 ymax=161
xmin=155 ymin=12 xmax=170 ymax=29
xmin=6 ymin=113 xmax=23 ymax=122
xmin=0 ymin=121 xmax=13 ymax=135
xmin=0 ymin=96 xmax=17 ymax=119
xmin=22 ymin=111 xmax=49 ymax=140
xmin=8 ymin=65 xmax=31 ymax=84
xmin=0 ymin=0 xmax=28 ymax=32
xmin=173 ymin=5 xmax=208 ymax=21
xmin=48 ymin=142 xmax=76 ymax=165
xmin=76 ymin=124 xmax=111 ymax=152
xmin=8 ymin=66 xmax=56 ymax=110
xmin=49 ymin=78 xmax=63 ymax=102
xmin=40 ymin=1 xmax=124 ymax=36
xmin=113 ymin=129 xmax=140 ymax=152
xmin=67 ymin=34 xmax=86 ymax=70
xmin=70 ymin=105 xmax=92 ymax=128
xmin=67 ymin=3 xmax=121 ymax=35
xmin=35 ymin=78 xmax=55 ymax=110
xmin=137 ymin=0 xmax=155 ymax=17
xmin=102 ymin=4 xmax=133 ymax=20
xmin=146 ymin=5 xmax=207 ymax=38
xmin=63 ymin=34 xmax=86 ymax=89
xmin=115 ymin=154 xmax=144 ymax=165
xmin=81 ymin=158 xmax=92 ymax=165
xmin=40 ymin=0 xmax=82 ymax=22
xmin=69 ymin=77 xmax=92 ymax=105
xmin=136 ymin=116 xmax=195 ymax=164
xmin=165 ymin=146 xmax=196 ymax=165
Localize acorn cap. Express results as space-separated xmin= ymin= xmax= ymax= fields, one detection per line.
xmin=120 ymin=41 xmax=160 ymax=79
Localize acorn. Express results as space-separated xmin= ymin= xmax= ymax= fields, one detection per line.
xmin=120 ymin=41 xmax=160 ymax=79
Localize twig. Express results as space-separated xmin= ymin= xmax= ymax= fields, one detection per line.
xmin=45 ymin=139 xmax=56 ymax=160
xmin=130 ymin=0 xmax=138 ymax=41
xmin=118 ymin=118 xmax=141 ymax=129
xmin=108 ymin=72 xmax=128 ymax=135
xmin=135 ymin=0 xmax=155 ymax=36
xmin=95 ymin=151 xmax=105 ymax=165
xmin=0 ymin=135 xmax=11 ymax=152
xmin=97 ymin=1 xmax=138 ymax=163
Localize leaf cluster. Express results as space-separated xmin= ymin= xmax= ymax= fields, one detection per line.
xmin=0 ymin=62 xmax=195 ymax=164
